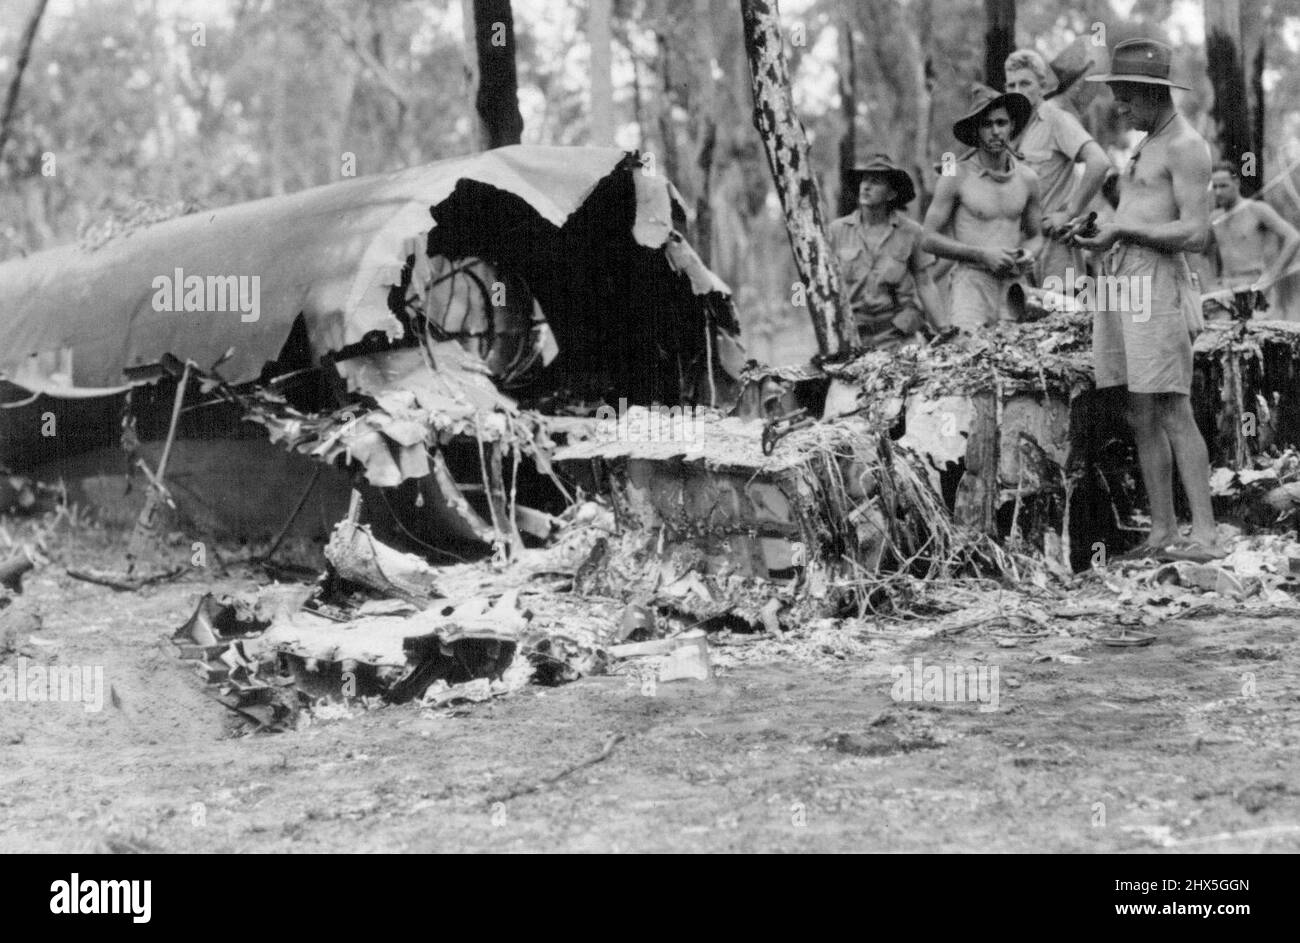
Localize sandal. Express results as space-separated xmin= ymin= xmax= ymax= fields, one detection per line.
xmin=1154 ymin=540 xmax=1227 ymax=564
xmin=1110 ymin=545 xmax=1159 ymax=564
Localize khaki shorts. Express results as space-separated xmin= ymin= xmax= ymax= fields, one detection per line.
xmin=949 ymin=264 xmax=1019 ymax=329
xmin=1091 ymin=243 xmax=1198 ymax=395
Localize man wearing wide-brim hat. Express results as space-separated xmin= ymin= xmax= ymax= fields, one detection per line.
xmin=1005 ymin=47 xmax=1112 ymax=294
xmin=1044 ymin=39 xmax=1097 ymax=106
xmin=921 ymin=83 xmax=1043 ymax=329
xmin=1065 ymin=38 xmax=1222 ymax=562
xmin=829 ymin=154 xmax=944 ymax=349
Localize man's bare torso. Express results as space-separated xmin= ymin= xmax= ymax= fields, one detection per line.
xmin=952 ymin=160 xmax=1035 ymax=250
xmin=1115 ymin=115 xmax=1196 ymax=231
xmin=1213 ymin=201 xmax=1274 ymax=284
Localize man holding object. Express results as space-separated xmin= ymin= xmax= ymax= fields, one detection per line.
xmin=922 ymin=84 xmax=1042 ymax=329
xmin=1068 ymin=38 xmax=1220 ymax=561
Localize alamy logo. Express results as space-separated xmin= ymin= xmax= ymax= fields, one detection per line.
xmin=890 ymin=658 xmax=1001 ymax=712
xmin=50 ymin=874 xmax=151 ymax=923
xmin=1040 ymin=266 xmax=1152 ymax=321
xmin=0 ymin=658 xmax=103 ymax=713
xmin=594 ymin=397 xmax=714 ymax=443
xmin=151 ymin=268 xmax=260 ymax=322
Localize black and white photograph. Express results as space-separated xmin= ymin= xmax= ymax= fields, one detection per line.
xmin=0 ymin=0 xmax=1296 ymax=877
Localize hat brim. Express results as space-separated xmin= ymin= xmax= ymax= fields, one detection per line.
xmin=952 ymin=93 xmax=1033 ymax=149
xmin=1044 ymin=59 xmax=1095 ymax=98
xmin=848 ymin=167 xmax=916 ymax=207
xmin=1085 ymin=72 xmax=1190 ymax=90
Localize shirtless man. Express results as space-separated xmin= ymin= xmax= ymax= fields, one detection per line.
xmin=1068 ymin=39 xmax=1219 ymax=561
xmin=922 ymin=84 xmax=1043 ymax=328
xmin=1204 ymin=162 xmax=1300 ymax=319
xmin=1004 ymin=48 xmax=1111 ymax=292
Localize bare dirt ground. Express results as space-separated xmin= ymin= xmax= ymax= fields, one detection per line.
xmin=2 ymin=518 xmax=1299 ymax=854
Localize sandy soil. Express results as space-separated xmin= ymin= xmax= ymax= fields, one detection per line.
xmin=1 ymin=521 xmax=1298 ymax=854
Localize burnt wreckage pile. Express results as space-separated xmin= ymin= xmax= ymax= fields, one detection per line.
xmin=563 ymin=312 xmax=1300 ymax=618
xmin=172 ymin=309 xmax=1300 ymax=725
xmin=5 ymin=146 xmax=1300 ymax=722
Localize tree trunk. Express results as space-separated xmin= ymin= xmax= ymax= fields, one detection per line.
xmin=1205 ymin=0 xmax=1254 ymax=190
xmin=589 ymin=0 xmax=615 ymax=145
xmin=693 ymin=0 xmax=718 ymax=266
xmin=330 ymin=56 xmax=361 ymax=176
xmin=836 ymin=14 xmax=857 ymax=218
xmin=152 ymin=0 xmax=180 ymax=199
xmin=739 ymin=0 xmax=852 ymax=356
xmin=0 ymin=0 xmax=51 ymax=163
xmin=907 ymin=0 xmax=934 ymax=214
xmin=470 ymin=0 xmax=524 ymax=149
xmin=982 ymin=0 xmax=1015 ymax=90
xmin=1242 ymin=0 xmax=1266 ymax=196
xmin=268 ymin=24 xmax=288 ymax=195
xmin=21 ymin=177 xmax=55 ymax=250
xmin=695 ymin=120 xmax=716 ymax=265
xmin=619 ymin=26 xmax=646 ymax=150
xmin=460 ymin=0 xmax=482 ymax=146
xmin=654 ymin=24 xmax=681 ymax=186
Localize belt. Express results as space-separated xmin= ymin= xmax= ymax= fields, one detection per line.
xmin=854 ymin=309 xmax=897 ymax=330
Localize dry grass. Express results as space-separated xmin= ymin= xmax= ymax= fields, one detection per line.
xmin=782 ymin=418 xmax=1050 ymax=618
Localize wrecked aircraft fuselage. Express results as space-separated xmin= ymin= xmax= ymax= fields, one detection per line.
xmin=0 ymin=146 xmax=743 ymax=550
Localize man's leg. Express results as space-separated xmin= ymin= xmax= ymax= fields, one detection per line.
xmin=1157 ymin=392 xmax=1218 ymax=546
xmin=1126 ymin=392 xmax=1179 ymax=548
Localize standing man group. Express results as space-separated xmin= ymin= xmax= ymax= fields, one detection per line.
xmin=1003 ymin=48 xmax=1113 ymax=291
xmin=828 ymin=37 xmax=1273 ymax=560
xmin=836 ymin=44 xmax=1113 ymax=334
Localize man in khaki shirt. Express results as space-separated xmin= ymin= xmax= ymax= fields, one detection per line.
xmin=829 ymin=155 xmax=943 ymax=349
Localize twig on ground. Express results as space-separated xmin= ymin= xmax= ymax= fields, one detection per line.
xmin=486 ymin=732 xmax=626 ymax=805
xmin=66 ymin=567 xmax=184 ymax=592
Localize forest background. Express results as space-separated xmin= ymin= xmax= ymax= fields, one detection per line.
xmin=2 ymin=0 xmax=1296 ymax=364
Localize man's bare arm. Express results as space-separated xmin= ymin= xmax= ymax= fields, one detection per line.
xmin=1066 ymin=141 xmax=1112 ymax=219
xmin=1206 ymin=198 xmax=1223 ymax=279
xmin=1253 ymin=201 xmax=1300 ymax=292
xmin=1021 ymin=174 xmax=1044 ymax=260
xmin=909 ymin=243 xmax=947 ymax=330
xmin=921 ymin=173 xmax=1014 ymax=272
xmin=1120 ymin=136 xmax=1212 ymax=252
xmin=920 ymin=174 xmax=976 ymax=263
xmin=1192 ymin=221 xmax=1220 ymax=292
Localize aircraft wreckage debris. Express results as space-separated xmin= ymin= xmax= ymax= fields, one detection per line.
xmin=6 ymin=146 xmax=1299 ymax=727
xmin=148 ymin=310 xmax=1300 ymax=727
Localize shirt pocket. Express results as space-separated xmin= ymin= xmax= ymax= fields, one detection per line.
xmin=836 ymin=244 xmax=868 ymax=280
xmin=877 ymin=243 xmax=911 ymax=287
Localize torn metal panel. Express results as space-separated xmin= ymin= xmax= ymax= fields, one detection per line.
xmin=173 ymin=528 xmax=623 ymax=716
xmin=336 ymin=344 xmax=514 ymax=430
xmin=557 ymin=417 xmax=844 ymax=623
xmin=325 ymin=518 xmax=442 ymax=602
xmin=426 ymin=450 xmax=497 ymax=544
